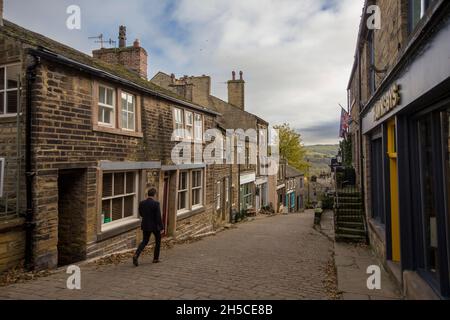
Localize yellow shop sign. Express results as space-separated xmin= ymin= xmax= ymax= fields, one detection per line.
xmin=374 ymin=84 xmax=401 ymax=121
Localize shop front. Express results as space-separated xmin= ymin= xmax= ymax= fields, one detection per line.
xmin=361 ymin=17 xmax=450 ymax=299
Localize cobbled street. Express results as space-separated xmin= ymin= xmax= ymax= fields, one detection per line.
xmin=0 ymin=212 xmax=335 ymax=300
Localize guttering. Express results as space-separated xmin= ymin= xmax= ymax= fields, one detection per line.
xmin=27 ymin=47 xmax=221 ymax=117
xmin=24 ymin=53 xmax=40 ymax=271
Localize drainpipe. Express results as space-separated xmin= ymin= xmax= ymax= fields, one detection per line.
xmin=24 ymin=54 xmax=40 ymax=271
xmin=358 ymin=49 xmax=369 ymax=244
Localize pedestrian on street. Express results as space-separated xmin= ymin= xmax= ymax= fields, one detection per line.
xmin=133 ymin=188 xmax=164 ymax=266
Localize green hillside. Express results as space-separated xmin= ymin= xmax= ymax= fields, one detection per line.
xmin=304 ymin=144 xmax=339 ymax=176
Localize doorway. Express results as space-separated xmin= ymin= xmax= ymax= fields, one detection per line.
xmin=57 ymin=169 xmax=87 ymax=267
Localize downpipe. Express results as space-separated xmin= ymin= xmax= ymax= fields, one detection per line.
xmin=24 ymin=54 xmax=40 ymax=271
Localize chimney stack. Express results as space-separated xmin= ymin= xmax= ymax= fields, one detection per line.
xmin=228 ymin=70 xmax=245 ymax=110
xmin=93 ymin=25 xmax=148 ymax=79
xmin=0 ymin=0 xmax=4 ymax=27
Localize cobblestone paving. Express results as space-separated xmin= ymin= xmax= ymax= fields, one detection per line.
xmin=0 ymin=212 xmax=334 ymax=300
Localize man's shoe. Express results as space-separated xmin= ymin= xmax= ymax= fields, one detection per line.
xmin=133 ymin=255 xmax=139 ymax=267
xmin=153 ymin=259 xmax=161 ymax=264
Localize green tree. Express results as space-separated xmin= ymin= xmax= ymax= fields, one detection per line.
xmin=274 ymin=123 xmax=310 ymax=173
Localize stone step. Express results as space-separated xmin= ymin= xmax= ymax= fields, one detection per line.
xmin=337 ymin=198 xmax=362 ymax=205
xmin=336 ymin=227 xmax=366 ymax=236
xmin=337 ymin=192 xmax=361 ymax=198
xmin=336 ymin=209 xmax=363 ymax=216
xmin=336 ymin=215 xmax=364 ymax=223
xmin=338 ymin=202 xmax=362 ymax=209
xmin=336 ymin=221 xmax=366 ymax=229
xmin=335 ymin=233 xmax=367 ymax=243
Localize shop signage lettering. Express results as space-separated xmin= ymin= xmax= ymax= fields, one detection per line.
xmin=374 ymin=84 xmax=401 ymax=121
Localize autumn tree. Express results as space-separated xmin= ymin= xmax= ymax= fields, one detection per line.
xmin=274 ymin=123 xmax=310 ymax=174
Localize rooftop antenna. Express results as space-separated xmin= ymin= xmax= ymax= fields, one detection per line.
xmin=89 ymin=34 xmax=117 ymax=49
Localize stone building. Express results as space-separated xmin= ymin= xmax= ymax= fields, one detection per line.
xmin=285 ymin=165 xmax=305 ymax=213
xmin=152 ymin=71 xmax=276 ymax=217
xmin=0 ymin=15 xmax=230 ymax=272
xmin=348 ymin=0 xmax=450 ymax=299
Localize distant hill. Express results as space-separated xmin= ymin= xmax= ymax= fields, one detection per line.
xmin=304 ymin=144 xmax=339 ymax=176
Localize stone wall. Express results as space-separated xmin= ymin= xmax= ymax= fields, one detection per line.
xmin=0 ymin=219 xmax=25 ymax=273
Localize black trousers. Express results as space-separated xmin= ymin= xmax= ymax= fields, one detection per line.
xmin=135 ymin=231 xmax=161 ymax=260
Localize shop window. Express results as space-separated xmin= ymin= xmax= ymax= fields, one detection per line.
xmin=241 ymin=183 xmax=253 ymax=210
xmin=101 ymin=171 xmax=138 ymax=228
xmin=0 ymin=64 xmax=20 ymax=116
xmin=418 ymin=116 xmax=439 ymax=277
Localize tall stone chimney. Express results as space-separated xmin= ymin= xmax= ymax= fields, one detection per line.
xmin=228 ymin=71 xmax=245 ymax=110
xmin=0 ymin=0 xmax=4 ymax=27
xmin=93 ymin=26 xmax=148 ymax=79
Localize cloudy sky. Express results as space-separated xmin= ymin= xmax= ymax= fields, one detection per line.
xmin=4 ymin=0 xmax=363 ymax=145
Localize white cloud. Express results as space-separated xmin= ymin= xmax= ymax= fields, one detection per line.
xmin=4 ymin=0 xmax=363 ymax=144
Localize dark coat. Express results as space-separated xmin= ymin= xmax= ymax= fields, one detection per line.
xmin=139 ymin=198 xmax=164 ymax=232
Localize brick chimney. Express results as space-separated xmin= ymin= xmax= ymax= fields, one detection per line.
xmin=228 ymin=71 xmax=245 ymax=110
xmin=93 ymin=26 xmax=148 ymax=79
xmin=0 ymin=0 xmax=4 ymax=27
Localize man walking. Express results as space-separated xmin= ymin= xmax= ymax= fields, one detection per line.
xmin=133 ymin=188 xmax=164 ymax=266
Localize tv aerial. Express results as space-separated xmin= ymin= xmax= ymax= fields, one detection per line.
xmin=89 ymin=34 xmax=116 ymax=49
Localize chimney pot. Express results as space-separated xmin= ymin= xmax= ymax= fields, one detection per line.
xmin=232 ymin=71 xmax=236 ymax=81
xmin=119 ymin=25 xmax=127 ymax=48
xmin=133 ymin=39 xmax=140 ymax=48
xmin=239 ymin=71 xmax=243 ymax=80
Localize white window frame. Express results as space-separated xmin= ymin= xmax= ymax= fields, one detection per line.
xmin=177 ymin=171 xmax=189 ymax=214
xmin=191 ymin=170 xmax=203 ymax=209
xmin=0 ymin=63 xmax=21 ymax=117
xmin=101 ymin=171 xmax=139 ymax=231
xmin=121 ymin=91 xmax=136 ymax=131
xmin=194 ymin=113 xmax=203 ymax=142
xmin=242 ymin=183 xmax=253 ymax=209
xmin=174 ymin=108 xmax=184 ymax=139
xmin=185 ymin=111 xmax=193 ymax=140
xmin=98 ymin=85 xmax=116 ymax=127
xmin=0 ymin=158 xmax=4 ymax=198
xmin=216 ymin=181 xmax=222 ymax=210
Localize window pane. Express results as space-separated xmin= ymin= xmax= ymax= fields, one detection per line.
xmin=99 ymin=106 xmax=113 ymax=124
xmin=179 ymin=172 xmax=187 ymax=190
xmin=0 ymin=92 xmax=3 ymax=115
xmin=126 ymin=172 xmax=135 ymax=193
xmin=112 ymin=198 xmax=123 ymax=221
xmin=114 ymin=172 xmax=125 ymax=195
xmin=99 ymin=86 xmax=106 ymax=104
xmin=6 ymin=65 xmax=20 ymax=89
xmin=178 ymin=191 xmax=187 ymax=210
xmin=121 ymin=93 xmax=127 ymax=110
xmin=0 ymin=67 xmax=4 ymax=90
xmin=102 ymin=173 xmax=113 ymax=197
xmin=102 ymin=200 xmax=111 ymax=224
xmin=121 ymin=110 xmax=127 ymax=128
xmin=123 ymin=196 xmax=134 ymax=218
xmin=6 ymin=91 xmax=17 ymax=114
xmin=127 ymin=112 xmax=135 ymax=130
xmin=106 ymin=88 xmax=114 ymax=106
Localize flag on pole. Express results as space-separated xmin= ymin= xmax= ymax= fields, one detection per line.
xmin=339 ymin=107 xmax=350 ymax=138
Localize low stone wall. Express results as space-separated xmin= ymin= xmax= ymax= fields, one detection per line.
xmin=0 ymin=218 xmax=25 ymax=273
